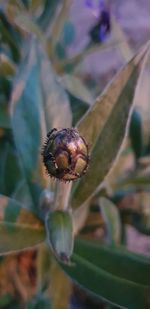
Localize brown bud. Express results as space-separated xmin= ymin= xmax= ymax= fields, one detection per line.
xmin=42 ymin=128 xmax=90 ymax=181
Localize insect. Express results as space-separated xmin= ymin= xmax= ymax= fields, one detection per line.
xmin=42 ymin=128 xmax=90 ymax=181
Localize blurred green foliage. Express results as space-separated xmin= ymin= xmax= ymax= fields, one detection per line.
xmin=0 ymin=1 xmax=150 ymax=308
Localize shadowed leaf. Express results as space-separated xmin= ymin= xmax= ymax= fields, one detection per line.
xmin=10 ymin=42 xmax=42 ymax=179
xmin=71 ymin=43 xmax=150 ymax=209
xmin=0 ymin=53 xmax=16 ymax=76
xmin=37 ymin=0 xmax=60 ymax=31
xmin=61 ymin=74 xmax=93 ymax=104
xmin=37 ymin=45 xmax=72 ymax=131
xmin=63 ymin=238 xmax=150 ymax=309
xmin=46 ymin=210 xmax=73 ymax=263
xmin=0 ymin=195 xmax=45 ymax=255
xmin=99 ymin=197 xmax=122 ymax=245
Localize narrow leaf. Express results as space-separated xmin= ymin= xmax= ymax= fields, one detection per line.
xmin=129 ymin=109 xmax=143 ymax=160
xmin=0 ymin=102 xmax=11 ymax=128
xmin=116 ymin=173 xmax=150 ymax=189
xmin=61 ymin=74 xmax=93 ymax=104
xmin=46 ymin=210 xmax=73 ymax=263
xmin=0 ymin=195 xmax=45 ymax=254
xmin=10 ymin=42 xmax=42 ymax=180
xmin=0 ymin=53 xmax=16 ymax=76
xmin=14 ymin=14 xmax=46 ymax=48
xmin=62 ymin=238 xmax=150 ymax=309
xmin=0 ymin=140 xmax=23 ymax=196
xmin=50 ymin=0 xmax=70 ymax=52
xmin=68 ymin=93 xmax=89 ymax=126
xmin=37 ymin=44 xmax=72 ymax=131
xmin=99 ymin=197 xmax=122 ymax=245
xmin=37 ymin=0 xmax=60 ymax=31
xmin=62 ymin=21 xmax=75 ymax=47
xmin=71 ymin=43 xmax=149 ymax=209
xmin=112 ymin=16 xmax=134 ymax=62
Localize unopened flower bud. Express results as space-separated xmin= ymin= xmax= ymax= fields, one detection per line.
xmin=42 ymin=128 xmax=90 ymax=181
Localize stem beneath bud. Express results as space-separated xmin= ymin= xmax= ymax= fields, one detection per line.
xmin=54 ymin=181 xmax=72 ymax=210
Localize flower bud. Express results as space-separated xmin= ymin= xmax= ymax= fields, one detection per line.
xmin=42 ymin=128 xmax=89 ymax=181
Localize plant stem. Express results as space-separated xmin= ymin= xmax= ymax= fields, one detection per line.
xmin=54 ymin=180 xmax=72 ymax=210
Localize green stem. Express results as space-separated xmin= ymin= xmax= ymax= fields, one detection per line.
xmin=54 ymin=180 xmax=72 ymax=210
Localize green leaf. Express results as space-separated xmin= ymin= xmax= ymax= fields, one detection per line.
xmin=37 ymin=0 xmax=60 ymax=31
xmin=50 ymin=0 xmax=71 ymax=52
xmin=37 ymin=44 xmax=72 ymax=131
xmin=0 ymin=53 xmax=16 ymax=76
xmin=0 ymin=11 xmax=21 ymax=62
xmin=11 ymin=42 xmax=42 ymax=180
xmin=99 ymin=197 xmax=122 ymax=245
xmin=62 ymin=21 xmax=75 ymax=47
xmin=61 ymin=74 xmax=93 ymax=104
xmin=112 ymin=16 xmax=134 ymax=62
xmin=63 ymin=238 xmax=150 ymax=309
xmin=129 ymin=109 xmax=143 ymax=160
xmin=55 ymin=42 xmax=67 ymax=60
xmin=71 ymin=43 xmax=149 ymax=209
xmin=0 ymin=102 xmax=11 ymax=128
xmin=0 ymin=195 xmax=45 ymax=254
xmin=46 ymin=210 xmax=73 ymax=263
xmin=117 ymin=173 xmax=150 ymax=189
xmin=26 ymin=294 xmax=51 ymax=309
xmin=10 ymin=41 xmax=45 ymax=212
xmin=0 ymin=140 xmax=23 ymax=196
xmin=0 ymin=77 xmax=11 ymax=101
xmin=121 ymin=209 xmax=150 ymax=236
xmin=14 ymin=14 xmax=46 ymax=47
xmin=0 ymin=294 xmax=14 ymax=307
xmin=68 ymin=93 xmax=89 ymax=126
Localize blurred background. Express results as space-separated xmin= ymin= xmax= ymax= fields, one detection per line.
xmin=0 ymin=0 xmax=150 ymax=308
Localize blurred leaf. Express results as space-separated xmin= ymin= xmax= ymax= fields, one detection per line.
xmin=11 ymin=42 xmax=42 ymax=181
xmin=0 ymin=139 xmax=8 ymax=193
xmin=99 ymin=197 xmax=122 ymax=245
xmin=49 ymin=0 xmax=71 ymax=53
xmin=59 ymin=39 xmax=123 ymax=73
xmin=0 ymin=53 xmax=16 ymax=76
xmin=62 ymin=21 xmax=75 ymax=47
xmin=14 ymin=14 xmax=46 ymax=47
xmin=46 ymin=210 xmax=73 ymax=263
xmin=0 ymin=10 xmax=21 ymax=62
xmin=0 ymin=102 xmax=11 ymax=128
xmin=134 ymin=46 xmax=150 ymax=145
xmin=0 ymin=139 xmax=23 ymax=196
xmin=26 ymin=294 xmax=51 ymax=309
xmin=61 ymin=74 xmax=93 ymax=104
xmin=10 ymin=39 xmax=71 ymax=210
xmin=68 ymin=93 xmax=89 ymax=126
xmin=0 ymin=77 xmax=12 ymax=101
xmin=112 ymin=16 xmax=134 ymax=62
xmin=71 ymin=43 xmax=149 ymax=209
xmin=0 ymin=294 xmax=13 ymax=306
xmin=121 ymin=209 xmax=150 ymax=236
xmin=129 ymin=109 xmax=143 ymax=161
xmin=0 ymin=195 xmax=45 ymax=254
xmin=55 ymin=42 xmax=67 ymax=60
xmin=37 ymin=0 xmax=60 ymax=31
xmin=37 ymin=45 xmax=72 ymax=131
xmin=50 ymin=261 xmax=71 ymax=309
xmin=73 ymin=203 xmax=89 ymax=236
xmin=63 ymin=238 xmax=150 ymax=309
xmin=117 ymin=173 xmax=150 ymax=189
xmin=12 ymin=180 xmax=34 ymax=210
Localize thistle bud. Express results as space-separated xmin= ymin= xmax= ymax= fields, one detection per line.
xmin=42 ymin=128 xmax=89 ymax=181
